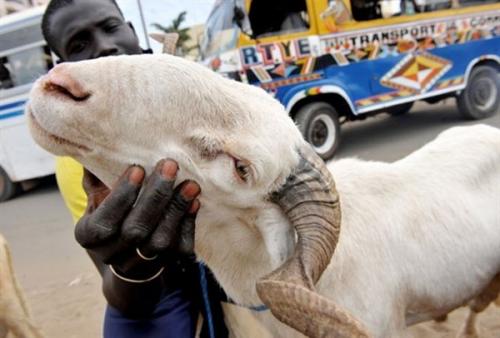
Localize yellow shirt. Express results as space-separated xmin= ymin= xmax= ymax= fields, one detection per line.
xmin=55 ymin=157 xmax=87 ymax=223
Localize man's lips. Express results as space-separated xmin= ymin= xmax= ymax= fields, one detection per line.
xmin=28 ymin=107 xmax=91 ymax=152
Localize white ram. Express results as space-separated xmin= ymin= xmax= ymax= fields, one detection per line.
xmin=27 ymin=54 xmax=500 ymax=338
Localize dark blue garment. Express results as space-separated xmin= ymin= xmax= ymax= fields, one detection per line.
xmin=102 ymin=261 xmax=229 ymax=338
xmin=103 ymin=289 xmax=197 ymax=338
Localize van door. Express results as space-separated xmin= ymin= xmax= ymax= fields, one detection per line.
xmin=0 ymin=17 xmax=55 ymax=183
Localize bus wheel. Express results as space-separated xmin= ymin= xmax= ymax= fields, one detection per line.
xmin=457 ymin=65 xmax=500 ymax=120
xmin=295 ymin=102 xmax=340 ymax=161
xmin=386 ymin=102 xmax=414 ymax=116
xmin=0 ymin=167 xmax=18 ymax=202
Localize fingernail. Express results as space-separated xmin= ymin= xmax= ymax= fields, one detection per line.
xmin=128 ymin=166 xmax=145 ymax=185
xmin=181 ymin=182 xmax=201 ymax=200
xmin=161 ymin=159 xmax=178 ymax=179
xmin=188 ymin=199 xmax=200 ymax=214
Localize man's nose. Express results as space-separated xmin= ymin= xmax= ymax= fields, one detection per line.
xmin=97 ymin=46 xmax=119 ymax=58
xmin=94 ymin=35 xmax=119 ymax=58
xmin=43 ymin=64 xmax=91 ymax=101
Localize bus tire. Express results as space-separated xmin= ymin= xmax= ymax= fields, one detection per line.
xmin=386 ymin=102 xmax=414 ymax=116
xmin=295 ymin=102 xmax=340 ymax=161
xmin=457 ymin=65 xmax=500 ymax=120
xmin=0 ymin=167 xmax=18 ymax=202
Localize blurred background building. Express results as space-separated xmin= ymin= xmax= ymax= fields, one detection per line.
xmin=0 ymin=0 xmax=48 ymax=16
xmin=0 ymin=0 xmax=208 ymax=58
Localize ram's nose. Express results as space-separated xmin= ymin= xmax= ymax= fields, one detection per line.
xmin=43 ymin=64 xmax=91 ymax=101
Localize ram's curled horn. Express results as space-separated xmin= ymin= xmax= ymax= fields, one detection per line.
xmin=256 ymin=145 xmax=371 ymax=338
xmin=149 ymin=32 xmax=179 ymax=55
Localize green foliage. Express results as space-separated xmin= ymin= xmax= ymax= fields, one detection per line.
xmin=151 ymin=11 xmax=198 ymax=56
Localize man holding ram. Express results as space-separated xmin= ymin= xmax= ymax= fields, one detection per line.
xmin=36 ymin=1 xmax=500 ymax=337
xmin=41 ymin=0 xmax=228 ymax=337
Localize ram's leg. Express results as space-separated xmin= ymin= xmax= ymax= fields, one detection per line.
xmin=456 ymin=273 xmax=500 ymax=338
xmin=0 ymin=324 xmax=8 ymax=338
xmin=0 ymin=234 xmax=43 ymax=338
xmin=457 ymin=310 xmax=479 ymax=338
xmin=2 ymin=314 xmax=43 ymax=338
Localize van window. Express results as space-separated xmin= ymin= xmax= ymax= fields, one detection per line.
xmin=0 ymin=17 xmax=53 ymax=92
xmin=0 ymin=22 xmax=44 ymax=54
xmin=0 ymin=60 xmax=13 ymax=90
xmin=248 ymin=0 xmax=310 ymax=38
xmin=0 ymin=46 xmax=53 ymax=89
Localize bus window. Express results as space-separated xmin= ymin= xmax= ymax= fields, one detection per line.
xmin=353 ymin=0 xmax=499 ymax=20
xmin=352 ymin=0 xmax=454 ymax=21
xmin=412 ymin=0 xmax=452 ymax=12
xmin=379 ymin=0 xmax=403 ymax=18
xmin=248 ymin=0 xmax=310 ymax=38
xmin=200 ymin=0 xmax=242 ymax=58
xmin=411 ymin=0 xmax=498 ymax=12
xmin=350 ymin=0 xmax=381 ymax=21
xmin=456 ymin=0 xmax=499 ymax=7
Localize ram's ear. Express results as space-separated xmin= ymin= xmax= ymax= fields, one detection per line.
xmin=149 ymin=33 xmax=179 ymax=55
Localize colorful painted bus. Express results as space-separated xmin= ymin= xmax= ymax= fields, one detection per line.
xmin=0 ymin=6 xmax=55 ymax=201
xmin=200 ymin=0 xmax=500 ymax=159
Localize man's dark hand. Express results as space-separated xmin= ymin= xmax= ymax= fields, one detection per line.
xmin=74 ymin=159 xmax=200 ymax=275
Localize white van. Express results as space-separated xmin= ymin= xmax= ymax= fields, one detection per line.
xmin=0 ymin=6 xmax=55 ymax=202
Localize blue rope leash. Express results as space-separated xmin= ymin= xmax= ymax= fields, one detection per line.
xmin=198 ymin=262 xmax=215 ymax=338
xmin=225 ymin=298 xmax=269 ymax=312
xmin=244 ymin=303 xmax=269 ymax=312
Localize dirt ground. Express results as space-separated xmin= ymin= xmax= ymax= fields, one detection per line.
xmin=409 ymin=306 xmax=500 ymax=338
xmin=24 ymin=270 xmax=500 ymax=338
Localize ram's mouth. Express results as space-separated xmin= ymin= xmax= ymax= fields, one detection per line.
xmin=28 ymin=107 xmax=91 ymax=152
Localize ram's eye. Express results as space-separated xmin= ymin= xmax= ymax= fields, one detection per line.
xmin=234 ymin=158 xmax=251 ymax=182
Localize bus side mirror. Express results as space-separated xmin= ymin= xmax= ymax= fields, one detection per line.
xmin=322 ymin=0 xmax=351 ymax=26
xmin=234 ymin=6 xmax=255 ymax=39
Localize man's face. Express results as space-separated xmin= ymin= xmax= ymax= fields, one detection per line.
xmin=49 ymin=0 xmax=143 ymax=61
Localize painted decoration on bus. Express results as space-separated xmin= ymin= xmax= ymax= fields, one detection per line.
xmin=209 ymin=10 xmax=499 ymax=92
xmin=380 ymin=53 xmax=451 ymax=94
xmin=321 ymin=14 xmax=500 ymax=55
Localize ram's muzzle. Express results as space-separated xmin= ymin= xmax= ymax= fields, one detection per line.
xmin=257 ymin=145 xmax=371 ymax=338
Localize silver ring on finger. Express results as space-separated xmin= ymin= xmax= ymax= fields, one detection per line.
xmin=136 ymin=247 xmax=158 ymax=261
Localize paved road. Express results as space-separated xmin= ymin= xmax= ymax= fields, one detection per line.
xmin=0 ymin=99 xmax=499 ymax=337
xmin=338 ymin=99 xmax=500 ymax=161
